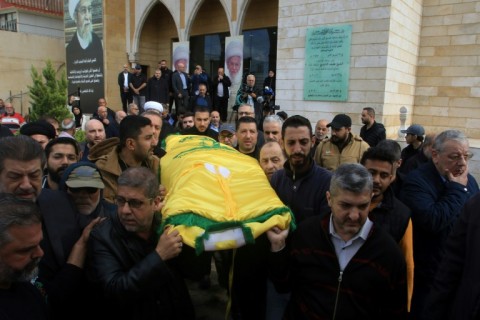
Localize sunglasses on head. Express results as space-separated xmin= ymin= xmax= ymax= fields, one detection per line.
xmin=68 ymin=187 xmax=98 ymax=194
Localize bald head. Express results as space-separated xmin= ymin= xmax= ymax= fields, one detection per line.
xmin=85 ymin=119 xmax=105 ymax=146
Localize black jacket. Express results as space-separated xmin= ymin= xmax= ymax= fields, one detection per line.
xmin=360 ymin=121 xmax=386 ymax=147
xmin=87 ymin=212 xmax=194 ymax=320
xmin=424 ymin=193 xmax=480 ymax=320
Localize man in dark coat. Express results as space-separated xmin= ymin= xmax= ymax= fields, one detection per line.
xmin=360 ymin=107 xmax=386 ymax=147
xmin=146 ymin=68 xmax=169 ymax=104
xmin=400 ymin=129 xmax=479 ymax=319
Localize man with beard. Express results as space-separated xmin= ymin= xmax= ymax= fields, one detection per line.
xmin=66 ymin=0 xmax=104 ymax=110
xmin=158 ymin=59 xmax=174 ymax=109
xmin=314 ymin=114 xmax=370 ymax=172
xmin=267 ymin=115 xmax=332 ymax=319
xmin=80 ymin=119 xmax=106 ymax=161
xmin=182 ymin=106 xmax=218 ymax=141
xmin=400 ymin=130 xmax=479 ymax=319
xmin=42 ymin=137 xmax=80 ymax=190
xmin=359 ymin=107 xmax=386 ymax=147
xmin=360 ymin=146 xmax=414 ymax=311
xmin=36 ymin=162 xmax=108 ymax=320
xmin=0 ymin=135 xmax=101 ymax=319
xmin=267 ymin=164 xmax=407 ymax=319
xmin=88 ymin=115 xmax=160 ymax=203
xmin=0 ymin=193 xmax=47 ymax=320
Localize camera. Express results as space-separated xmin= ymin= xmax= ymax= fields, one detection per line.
xmin=258 ymin=86 xmax=280 ymax=114
xmin=245 ymin=86 xmax=254 ymax=94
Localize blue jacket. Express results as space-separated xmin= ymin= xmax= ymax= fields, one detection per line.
xmin=400 ymin=161 xmax=479 ymax=281
xmin=270 ymin=159 xmax=332 ymax=224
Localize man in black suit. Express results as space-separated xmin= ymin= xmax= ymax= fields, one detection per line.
xmin=171 ymin=62 xmax=190 ymax=117
xmin=213 ymin=67 xmax=232 ymax=122
xmin=118 ymin=64 xmax=132 ymax=112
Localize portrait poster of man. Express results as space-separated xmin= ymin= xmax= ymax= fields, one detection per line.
xmin=224 ymin=36 xmax=243 ymax=86
xmin=172 ymin=42 xmax=190 ymax=72
xmin=64 ymin=0 xmax=105 ymax=114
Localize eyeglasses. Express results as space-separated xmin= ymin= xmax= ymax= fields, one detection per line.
xmin=446 ymin=153 xmax=474 ymax=162
xmin=238 ymin=112 xmax=253 ymax=116
xmin=115 ymin=196 xmax=152 ymax=209
xmin=69 ymin=187 xmax=98 ymax=194
xmin=220 ymin=133 xmax=234 ymax=139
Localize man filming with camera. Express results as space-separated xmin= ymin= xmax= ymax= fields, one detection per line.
xmin=235 ymin=74 xmax=263 ymax=126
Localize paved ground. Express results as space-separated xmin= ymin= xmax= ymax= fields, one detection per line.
xmin=187 ymin=261 xmax=230 ymax=320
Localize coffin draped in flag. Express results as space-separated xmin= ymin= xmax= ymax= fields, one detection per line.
xmin=159 ymin=135 xmax=295 ymax=254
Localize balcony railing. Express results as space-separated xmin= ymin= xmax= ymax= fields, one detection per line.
xmin=0 ymin=19 xmax=17 ymax=32
xmin=5 ymin=0 xmax=63 ymax=14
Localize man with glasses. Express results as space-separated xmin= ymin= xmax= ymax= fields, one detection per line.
xmin=88 ymin=115 xmax=160 ymax=204
xmin=88 ymin=167 xmax=194 ymax=319
xmin=218 ymin=124 xmax=237 ymax=147
xmin=400 ymin=129 xmax=479 ymax=318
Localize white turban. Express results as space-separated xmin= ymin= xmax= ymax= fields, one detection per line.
xmin=69 ymin=0 xmax=80 ymax=21
xmin=226 ymin=40 xmax=243 ymax=59
xmin=144 ymin=101 xmax=164 ymax=113
xmin=173 ymin=45 xmax=189 ymax=64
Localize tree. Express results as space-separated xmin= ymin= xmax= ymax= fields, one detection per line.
xmin=28 ymin=60 xmax=71 ymax=122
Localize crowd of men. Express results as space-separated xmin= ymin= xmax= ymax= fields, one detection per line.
xmin=0 ymin=63 xmax=479 ymax=319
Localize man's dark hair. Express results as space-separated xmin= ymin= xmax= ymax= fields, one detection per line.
xmin=118 ymin=167 xmax=159 ymax=199
xmin=0 ymin=135 xmax=46 ymax=174
xmin=376 ymin=139 xmax=401 ymax=161
xmin=119 ymin=115 xmax=152 ymax=148
xmin=363 ymin=107 xmax=375 ymax=117
xmin=360 ymin=146 xmax=397 ymax=166
xmin=45 ymin=137 xmax=80 ymax=159
xmin=281 ymin=115 xmax=312 ymax=139
xmin=193 ymin=105 xmax=210 ymax=115
xmin=236 ymin=116 xmax=257 ymax=131
xmin=183 ymin=111 xmax=194 ymax=119
xmin=0 ymin=193 xmax=41 ymax=247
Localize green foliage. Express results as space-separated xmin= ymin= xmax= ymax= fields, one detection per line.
xmin=28 ymin=60 xmax=71 ymax=122
xmin=74 ymin=129 xmax=86 ymax=142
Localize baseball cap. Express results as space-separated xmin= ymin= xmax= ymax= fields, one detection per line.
xmin=219 ymin=124 xmax=235 ymax=134
xmin=401 ymin=124 xmax=425 ymax=136
xmin=65 ymin=165 xmax=105 ymax=189
xmin=327 ymin=114 xmax=352 ymax=129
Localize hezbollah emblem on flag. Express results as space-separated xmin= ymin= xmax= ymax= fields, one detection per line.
xmin=159 ymin=135 xmax=295 ymax=254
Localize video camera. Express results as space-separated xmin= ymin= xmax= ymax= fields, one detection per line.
xmin=257 ymin=86 xmax=280 ymax=114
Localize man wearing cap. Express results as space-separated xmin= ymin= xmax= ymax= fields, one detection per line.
xmin=20 ymin=120 xmax=57 ymax=149
xmin=36 ymin=161 xmax=111 ymax=320
xmin=218 ymin=123 xmax=237 ymax=147
xmin=129 ymin=64 xmax=147 ymax=112
xmin=399 ymin=124 xmax=425 ymax=174
xmin=314 ymin=114 xmax=370 ymax=172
